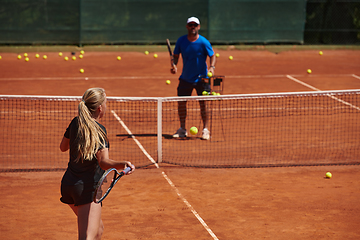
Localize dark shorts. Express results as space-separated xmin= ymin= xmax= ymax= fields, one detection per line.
xmin=177 ymin=79 xmax=211 ymax=96
xmin=60 ymin=182 xmax=96 ymax=206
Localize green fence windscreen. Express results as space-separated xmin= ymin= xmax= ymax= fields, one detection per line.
xmin=208 ymin=0 xmax=306 ymax=44
xmin=305 ymin=0 xmax=360 ymax=44
xmin=0 ymin=0 xmax=80 ymax=44
xmin=0 ymin=0 xmax=313 ymax=45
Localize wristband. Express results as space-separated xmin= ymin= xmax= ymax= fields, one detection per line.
xmin=210 ymin=66 xmax=215 ymax=69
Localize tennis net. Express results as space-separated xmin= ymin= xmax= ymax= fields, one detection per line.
xmin=1 ymin=89 xmax=359 ymax=171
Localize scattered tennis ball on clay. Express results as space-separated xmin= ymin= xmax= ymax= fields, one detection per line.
xmin=190 ymin=126 xmax=198 ymax=135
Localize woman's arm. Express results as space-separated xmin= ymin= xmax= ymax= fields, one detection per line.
xmin=60 ymin=136 xmax=70 ymax=152
xmin=96 ymin=148 xmax=134 ymax=172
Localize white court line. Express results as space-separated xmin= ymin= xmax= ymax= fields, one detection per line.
xmin=110 ymin=110 xmax=219 ymax=240
xmin=352 ymin=74 xmax=360 ymax=80
xmin=286 ymin=75 xmax=321 ymax=91
xmin=0 ymin=73 xmax=355 ymax=81
xmin=287 ymin=75 xmax=360 ymax=111
xmin=111 ymin=110 xmax=159 ymax=169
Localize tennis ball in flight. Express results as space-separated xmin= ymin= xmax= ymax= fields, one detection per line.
xmin=207 ymin=72 xmax=213 ymax=77
xmin=190 ymin=126 xmax=198 ymax=135
xmin=229 ymin=56 xmax=233 ymax=60
xmin=166 ymin=80 xmax=171 ymax=85
xmin=325 ymin=172 xmax=332 ymax=178
xmin=307 ymin=69 xmax=312 ymax=74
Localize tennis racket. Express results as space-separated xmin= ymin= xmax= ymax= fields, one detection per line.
xmin=94 ymin=167 xmax=132 ymax=203
xmin=166 ymin=39 xmax=176 ymax=70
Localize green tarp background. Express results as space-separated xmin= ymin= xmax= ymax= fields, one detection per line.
xmin=0 ymin=0 xmax=306 ymax=44
xmin=0 ymin=0 xmax=359 ymax=45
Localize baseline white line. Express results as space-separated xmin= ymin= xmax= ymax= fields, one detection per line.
xmin=352 ymin=74 xmax=360 ymax=80
xmin=110 ymin=110 xmax=219 ymax=240
xmin=0 ymin=73 xmax=354 ymax=81
xmin=287 ymin=75 xmax=360 ymax=111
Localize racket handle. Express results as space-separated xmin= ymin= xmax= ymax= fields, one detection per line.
xmin=122 ymin=166 xmax=132 ymax=175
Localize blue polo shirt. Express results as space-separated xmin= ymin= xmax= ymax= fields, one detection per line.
xmin=174 ymin=35 xmax=214 ymax=83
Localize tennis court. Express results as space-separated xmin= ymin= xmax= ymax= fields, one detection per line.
xmin=1 ymin=48 xmax=360 ymax=239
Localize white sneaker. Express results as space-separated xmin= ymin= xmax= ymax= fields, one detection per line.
xmin=201 ymin=128 xmax=210 ymax=140
xmin=173 ymin=127 xmax=187 ymax=138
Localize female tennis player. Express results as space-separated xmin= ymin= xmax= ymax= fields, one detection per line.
xmin=59 ymin=87 xmax=135 ymax=240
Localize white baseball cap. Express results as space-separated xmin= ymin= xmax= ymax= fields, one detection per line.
xmin=187 ymin=17 xmax=200 ymax=25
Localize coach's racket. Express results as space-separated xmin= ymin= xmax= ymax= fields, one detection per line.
xmin=94 ymin=167 xmax=132 ymax=203
xmin=166 ymin=39 xmax=176 ymax=70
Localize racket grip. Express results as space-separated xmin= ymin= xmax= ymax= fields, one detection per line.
xmin=122 ymin=166 xmax=132 ymax=175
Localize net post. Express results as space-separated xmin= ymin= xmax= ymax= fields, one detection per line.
xmin=157 ymin=98 xmax=163 ymax=163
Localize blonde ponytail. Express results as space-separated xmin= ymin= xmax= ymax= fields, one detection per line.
xmin=76 ymin=88 xmax=108 ymax=162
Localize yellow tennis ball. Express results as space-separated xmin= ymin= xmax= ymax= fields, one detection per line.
xmin=25 ymin=57 xmax=29 ymax=62
xmin=166 ymin=80 xmax=171 ymax=85
xmin=24 ymin=53 xmax=28 ymax=57
xmin=319 ymin=51 xmax=323 ymax=56
xmin=190 ymin=126 xmax=198 ymax=135
xmin=202 ymin=91 xmax=209 ymax=95
xmin=215 ymin=53 xmax=220 ymax=57
xmin=145 ymin=51 xmax=149 ymax=55
xmin=35 ymin=54 xmax=40 ymax=58
xmin=307 ymin=69 xmax=312 ymax=74
xmin=0 ymin=56 xmax=2 ymax=60
xmin=64 ymin=56 xmax=69 ymax=61
xmin=79 ymin=54 xmax=83 ymax=59
xmin=154 ymin=54 xmax=158 ymax=58
xmin=325 ymin=172 xmax=332 ymax=178
xmin=80 ymin=50 xmax=85 ymax=55
xmin=43 ymin=55 xmax=47 ymax=59
xmin=207 ymin=72 xmax=213 ymax=77
xmin=17 ymin=55 xmax=22 ymax=60
xmin=80 ymin=68 xmax=84 ymax=73
xmin=72 ymin=56 xmax=76 ymax=60
xmin=117 ymin=56 xmax=121 ymax=60
xmin=229 ymin=56 xmax=233 ymax=60
xmin=59 ymin=52 xmax=63 ymax=56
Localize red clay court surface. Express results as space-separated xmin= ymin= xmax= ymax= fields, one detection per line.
xmin=1 ymin=48 xmax=360 ymax=239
